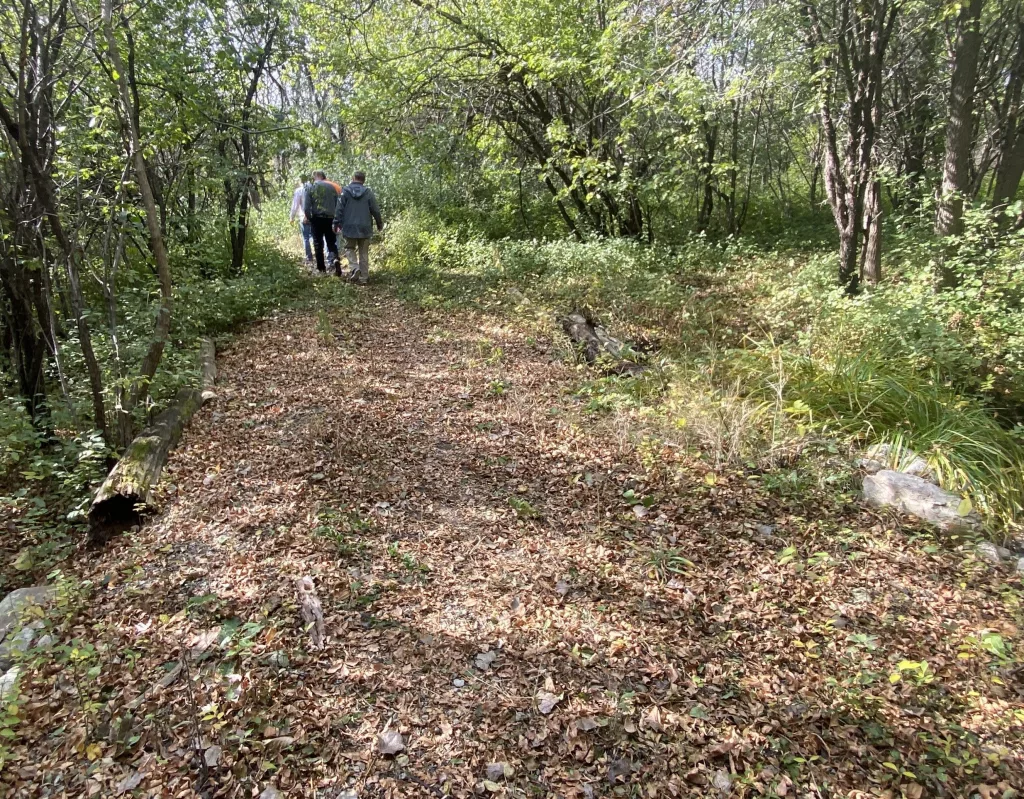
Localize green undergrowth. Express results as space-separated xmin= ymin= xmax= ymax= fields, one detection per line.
xmin=375 ymin=209 xmax=1024 ymax=536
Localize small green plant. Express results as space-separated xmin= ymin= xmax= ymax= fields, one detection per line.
xmin=312 ymin=507 xmax=371 ymax=556
xmin=777 ymin=546 xmax=798 ymax=566
xmin=646 ymin=547 xmax=694 ymax=580
xmin=476 ymin=339 xmax=505 ymax=364
xmin=386 ymin=542 xmax=431 ymax=575
xmin=315 ymin=310 xmax=334 ymax=344
xmin=621 ymin=488 xmax=655 ymax=507
xmin=960 ymin=631 xmax=1015 ymax=667
xmin=508 ymin=496 xmax=540 ymax=519
xmin=761 ymin=467 xmax=815 ymax=499
xmin=0 ymin=695 xmax=22 ymax=767
xmin=487 ymin=379 xmax=507 ymax=396
xmin=888 ymin=659 xmax=934 ymax=686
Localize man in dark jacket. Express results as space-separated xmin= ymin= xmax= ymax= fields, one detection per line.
xmin=333 ymin=171 xmax=383 ymax=285
xmin=303 ymin=170 xmax=341 ymax=274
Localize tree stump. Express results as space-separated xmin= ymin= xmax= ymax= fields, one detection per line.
xmin=559 ymin=310 xmax=647 ymax=376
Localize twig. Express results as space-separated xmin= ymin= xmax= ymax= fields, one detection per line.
xmin=179 ymin=643 xmax=209 ymax=791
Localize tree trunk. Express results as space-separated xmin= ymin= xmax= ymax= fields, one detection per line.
xmin=0 ymin=259 xmax=47 ymax=415
xmin=102 ymin=0 xmax=174 ymax=423
xmin=838 ymin=225 xmax=860 ymax=296
xmin=992 ymin=19 xmax=1024 ymax=215
xmin=200 ymin=338 xmax=217 ymax=402
xmin=935 ymin=0 xmax=985 ymax=268
xmin=0 ymin=104 xmax=109 ymax=437
xmin=862 ymin=180 xmax=882 ymax=286
xmin=697 ymin=120 xmax=718 ymax=233
xmin=993 ymin=137 xmax=1024 ymax=212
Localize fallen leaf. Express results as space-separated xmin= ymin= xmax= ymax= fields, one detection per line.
xmin=377 ymin=730 xmax=405 ymax=755
xmin=115 ymin=771 xmax=145 ymax=795
xmin=204 ymin=744 xmax=222 ymax=767
xmin=475 ymin=650 xmax=497 ymax=670
xmin=537 ymin=690 xmax=561 ymax=714
xmin=640 ymin=705 xmax=663 ymax=732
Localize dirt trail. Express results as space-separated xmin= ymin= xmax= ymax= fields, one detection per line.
xmin=8 ymin=291 xmax=1022 ymax=797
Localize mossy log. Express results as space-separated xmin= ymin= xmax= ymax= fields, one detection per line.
xmin=559 ymin=310 xmax=647 ymax=377
xmin=88 ymin=340 xmax=216 ymax=542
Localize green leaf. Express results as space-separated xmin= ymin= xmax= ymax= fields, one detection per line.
xmin=957 ymin=497 xmax=972 ymax=517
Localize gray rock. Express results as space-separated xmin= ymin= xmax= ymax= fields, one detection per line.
xmin=0 ymin=586 xmax=55 ymax=642
xmin=862 ymin=471 xmax=980 ymax=532
xmin=856 ymin=457 xmax=886 ymax=475
xmin=1016 ymin=556 xmax=1024 ymax=575
xmin=977 ymin=541 xmax=1012 ymax=564
xmin=259 ymin=787 xmax=283 ymax=799
xmin=267 ymin=651 xmax=289 ymax=670
xmin=0 ymin=665 xmax=19 ymax=702
xmin=861 ymin=444 xmax=935 ymax=482
xmin=34 ymin=634 xmax=54 ymax=650
xmin=903 ymin=457 xmax=935 ymax=481
xmin=712 ymin=769 xmax=733 ymax=794
xmin=0 ymin=625 xmax=36 ymax=671
xmin=486 ymin=762 xmax=513 ymax=781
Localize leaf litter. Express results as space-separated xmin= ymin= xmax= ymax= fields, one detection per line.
xmin=1 ymin=293 xmax=1022 ymax=797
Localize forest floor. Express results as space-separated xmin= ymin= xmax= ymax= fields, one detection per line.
xmin=4 ymin=271 xmax=1023 ymax=799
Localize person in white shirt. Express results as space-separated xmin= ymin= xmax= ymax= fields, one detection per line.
xmin=289 ymin=176 xmax=313 ymax=265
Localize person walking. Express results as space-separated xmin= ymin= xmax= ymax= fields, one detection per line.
xmin=333 ymin=170 xmax=383 ymax=285
xmin=303 ymin=170 xmax=341 ymax=274
xmin=289 ymin=176 xmax=313 ymax=265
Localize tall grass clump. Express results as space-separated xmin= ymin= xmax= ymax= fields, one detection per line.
xmin=739 ymin=345 xmax=1024 ymax=531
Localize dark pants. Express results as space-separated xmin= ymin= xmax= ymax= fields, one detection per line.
xmin=299 ymin=222 xmax=313 ymax=261
xmin=310 ymin=217 xmax=338 ymax=273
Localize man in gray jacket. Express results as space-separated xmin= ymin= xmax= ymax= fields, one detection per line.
xmin=333 ymin=171 xmax=383 ymax=285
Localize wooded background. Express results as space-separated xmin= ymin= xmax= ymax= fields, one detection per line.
xmin=3 ymin=0 xmax=1024 ymax=535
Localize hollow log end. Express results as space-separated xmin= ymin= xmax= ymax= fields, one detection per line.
xmin=87 ymin=491 xmax=143 ymax=546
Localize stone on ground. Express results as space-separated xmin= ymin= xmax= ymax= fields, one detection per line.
xmin=862 ymin=470 xmax=980 ymax=532
xmin=0 ymin=585 xmax=55 ymax=640
xmin=976 ymin=541 xmax=1013 ymax=564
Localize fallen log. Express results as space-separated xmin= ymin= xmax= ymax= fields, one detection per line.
xmin=88 ymin=339 xmax=216 ymax=542
xmin=558 ymin=310 xmax=647 ymax=377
